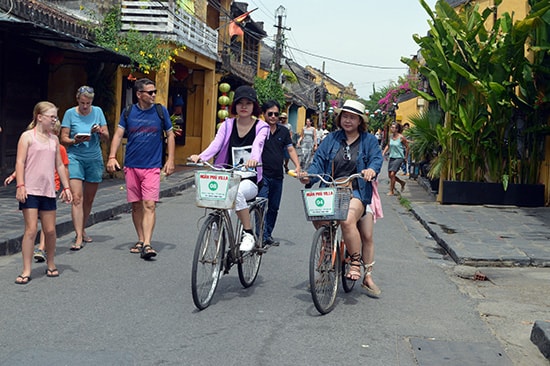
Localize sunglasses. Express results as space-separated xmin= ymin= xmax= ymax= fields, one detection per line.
xmin=343 ymin=145 xmax=351 ymax=161
xmin=140 ymin=90 xmax=157 ymax=95
xmin=78 ymin=86 xmax=94 ymax=94
xmin=41 ymin=114 xmax=59 ymax=122
xmin=267 ymin=112 xmax=279 ymax=117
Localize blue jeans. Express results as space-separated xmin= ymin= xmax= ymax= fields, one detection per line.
xmin=258 ymin=176 xmax=283 ymax=241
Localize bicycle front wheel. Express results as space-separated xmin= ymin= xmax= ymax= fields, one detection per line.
xmin=191 ymin=214 xmax=225 ymax=310
xmin=310 ymin=225 xmax=340 ymax=315
xmin=238 ymin=205 xmax=263 ymax=288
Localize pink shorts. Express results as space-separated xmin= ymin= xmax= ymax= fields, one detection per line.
xmin=124 ymin=167 xmax=160 ymax=202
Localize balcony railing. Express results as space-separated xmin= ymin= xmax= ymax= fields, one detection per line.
xmin=121 ymin=0 xmax=218 ymax=60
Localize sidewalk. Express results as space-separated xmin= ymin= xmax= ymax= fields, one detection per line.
xmin=0 ymin=167 xmax=549 ymax=359
xmin=0 ymin=166 xmax=196 ymax=257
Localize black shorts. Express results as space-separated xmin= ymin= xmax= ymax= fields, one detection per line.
xmin=19 ymin=194 xmax=57 ymax=211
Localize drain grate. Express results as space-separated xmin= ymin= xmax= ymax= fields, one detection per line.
xmin=410 ymin=337 xmax=513 ymax=365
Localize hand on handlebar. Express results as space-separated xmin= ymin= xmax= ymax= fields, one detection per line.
xmin=361 ymin=168 xmax=377 ymax=182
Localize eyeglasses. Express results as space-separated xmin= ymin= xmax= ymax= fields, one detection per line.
xmin=343 ymin=145 xmax=351 ymax=161
xmin=267 ymin=112 xmax=279 ymax=117
xmin=139 ymin=90 xmax=157 ymax=96
xmin=78 ymin=86 xmax=94 ymax=94
xmin=41 ymin=114 xmax=59 ymax=121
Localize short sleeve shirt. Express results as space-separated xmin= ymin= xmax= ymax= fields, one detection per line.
xmin=62 ymin=106 xmax=107 ymax=160
xmin=262 ymin=124 xmax=293 ymax=179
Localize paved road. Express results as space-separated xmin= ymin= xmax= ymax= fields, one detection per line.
xmin=2 ymin=172 xmax=543 ymax=365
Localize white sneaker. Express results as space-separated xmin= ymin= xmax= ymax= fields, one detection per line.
xmin=240 ymin=232 xmax=255 ymax=251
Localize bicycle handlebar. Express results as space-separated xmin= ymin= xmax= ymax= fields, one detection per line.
xmin=186 ymin=159 xmax=261 ymax=172
xmin=288 ymin=170 xmax=364 ymax=186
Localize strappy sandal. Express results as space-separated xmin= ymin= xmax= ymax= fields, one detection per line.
xmin=361 ymin=261 xmax=381 ymax=298
xmin=130 ymin=241 xmax=144 ymax=254
xmin=346 ymin=253 xmax=362 ymax=281
xmin=140 ymin=244 xmax=157 ymax=259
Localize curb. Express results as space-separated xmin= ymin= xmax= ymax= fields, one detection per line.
xmin=531 ymin=321 xmax=550 ymax=360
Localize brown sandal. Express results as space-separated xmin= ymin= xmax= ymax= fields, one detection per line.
xmin=346 ymin=253 xmax=362 ymax=281
xmin=130 ymin=241 xmax=144 ymax=254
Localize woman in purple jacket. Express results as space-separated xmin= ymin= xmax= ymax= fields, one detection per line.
xmin=189 ymin=86 xmax=269 ymax=251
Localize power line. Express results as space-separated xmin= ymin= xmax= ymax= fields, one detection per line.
xmin=285 ymin=45 xmax=408 ymax=70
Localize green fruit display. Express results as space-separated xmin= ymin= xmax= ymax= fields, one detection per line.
xmin=219 ymin=83 xmax=231 ymax=93
xmin=218 ymin=95 xmax=230 ymax=106
xmin=217 ymin=109 xmax=229 ymax=120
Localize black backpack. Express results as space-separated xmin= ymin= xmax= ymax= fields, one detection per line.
xmin=123 ymin=103 xmax=165 ymax=124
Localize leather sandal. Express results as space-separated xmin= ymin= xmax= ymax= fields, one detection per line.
xmin=140 ymin=244 xmax=157 ymax=259
xmin=361 ymin=261 xmax=381 ymax=298
xmin=346 ymin=253 xmax=362 ymax=281
xmin=130 ymin=241 xmax=144 ymax=254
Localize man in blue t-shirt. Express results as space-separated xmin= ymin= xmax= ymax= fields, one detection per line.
xmin=107 ymin=78 xmax=175 ymax=260
xmin=258 ymin=100 xmax=301 ymax=246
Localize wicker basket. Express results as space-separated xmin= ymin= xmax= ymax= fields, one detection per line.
xmin=301 ymin=187 xmax=351 ymax=221
xmin=194 ymin=171 xmax=241 ymax=209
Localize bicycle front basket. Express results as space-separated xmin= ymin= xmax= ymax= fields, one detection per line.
xmin=301 ymin=187 xmax=351 ymax=221
xmin=194 ymin=171 xmax=241 ymax=209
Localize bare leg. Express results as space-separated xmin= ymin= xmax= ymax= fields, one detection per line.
xmin=40 ymin=210 xmax=58 ymax=273
xmin=19 ymin=209 xmax=39 ymax=280
xmin=340 ymin=199 xmax=364 ymax=280
xmin=141 ymin=200 xmax=156 ymax=245
xmin=70 ymin=178 xmax=85 ymax=247
xmin=131 ymin=201 xmax=145 ymax=243
xmin=81 ymin=181 xmax=99 ymax=241
xmin=358 ymin=212 xmax=380 ymax=295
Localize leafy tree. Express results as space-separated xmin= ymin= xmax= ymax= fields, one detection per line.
xmin=254 ymin=72 xmax=286 ymax=108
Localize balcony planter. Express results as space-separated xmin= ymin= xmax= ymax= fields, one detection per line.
xmin=441 ymin=181 xmax=545 ymax=207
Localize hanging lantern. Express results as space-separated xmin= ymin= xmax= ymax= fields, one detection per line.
xmin=173 ymin=63 xmax=189 ymax=81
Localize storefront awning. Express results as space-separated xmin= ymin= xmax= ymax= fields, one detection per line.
xmin=0 ymin=19 xmax=131 ymax=64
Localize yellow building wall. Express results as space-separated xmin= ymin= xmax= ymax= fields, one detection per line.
xmin=396 ymin=98 xmax=425 ymax=126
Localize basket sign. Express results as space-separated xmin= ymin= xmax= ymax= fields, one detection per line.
xmin=197 ymin=172 xmax=231 ymax=200
xmin=303 ymin=188 xmax=336 ymax=216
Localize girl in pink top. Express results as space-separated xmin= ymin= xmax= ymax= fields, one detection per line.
xmin=14 ymin=101 xmax=73 ymax=284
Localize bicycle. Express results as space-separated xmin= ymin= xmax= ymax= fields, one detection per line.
xmin=188 ymin=160 xmax=268 ymax=310
xmin=293 ymin=171 xmax=364 ymax=315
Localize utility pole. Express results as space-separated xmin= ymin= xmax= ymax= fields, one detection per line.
xmin=273 ymin=6 xmax=290 ymax=78
xmin=319 ymin=61 xmax=325 ymax=128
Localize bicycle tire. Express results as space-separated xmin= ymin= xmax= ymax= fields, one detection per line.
xmin=309 ymin=226 xmax=340 ymax=315
xmin=191 ymin=214 xmax=225 ymax=310
xmin=238 ymin=205 xmax=262 ymax=288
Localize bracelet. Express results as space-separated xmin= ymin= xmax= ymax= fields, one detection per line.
xmin=16 ymin=184 xmax=24 ymax=188
xmin=108 ymin=156 xmax=117 ymax=160
xmin=63 ymin=187 xmax=70 ymax=192
xmin=10 ymin=174 xmax=15 ymax=179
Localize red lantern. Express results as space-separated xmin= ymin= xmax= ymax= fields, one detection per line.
xmin=173 ymin=63 xmax=189 ymax=81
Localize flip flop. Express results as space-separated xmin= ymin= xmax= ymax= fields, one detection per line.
xmin=46 ymin=268 xmax=59 ymax=277
xmin=15 ymin=275 xmax=31 ymax=285
xmin=76 ymin=235 xmax=93 ymax=243
xmin=70 ymin=244 xmax=83 ymax=251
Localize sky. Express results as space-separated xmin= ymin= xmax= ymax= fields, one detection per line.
xmin=245 ymin=0 xmax=438 ymax=100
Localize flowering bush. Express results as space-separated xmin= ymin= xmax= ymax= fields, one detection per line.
xmin=378 ymin=82 xmax=411 ymax=112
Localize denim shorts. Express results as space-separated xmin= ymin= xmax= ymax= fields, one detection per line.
xmin=69 ymin=156 xmax=104 ymax=183
xmin=19 ymin=194 xmax=56 ymax=211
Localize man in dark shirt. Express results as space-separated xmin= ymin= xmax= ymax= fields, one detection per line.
xmin=259 ymin=100 xmax=301 ymax=246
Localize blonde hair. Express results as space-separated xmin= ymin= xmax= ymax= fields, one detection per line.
xmin=28 ymin=101 xmax=57 ymax=130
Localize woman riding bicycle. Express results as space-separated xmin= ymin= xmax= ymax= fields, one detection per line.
xmin=189 ymin=86 xmax=269 ymax=252
xmin=299 ymin=100 xmax=383 ymax=296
